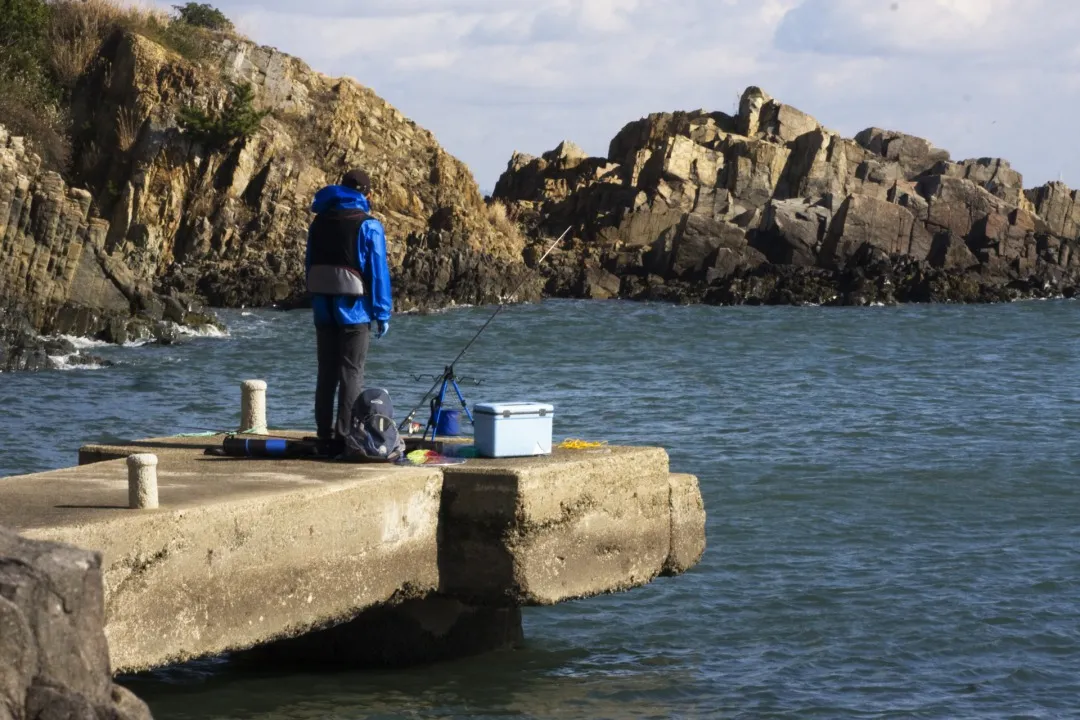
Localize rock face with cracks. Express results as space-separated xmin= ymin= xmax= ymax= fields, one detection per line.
xmin=494 ymin=86 xmax=1080 ymax=306
xmin=0 ymin=26 xmax=534 ymax=370
xmin=70 ymin=30 xmax=533 ymax=313
xmin=0 ymin=526 xmax=152 ymax=720
xmin=0 ymin=130 xmax=218 ymax=372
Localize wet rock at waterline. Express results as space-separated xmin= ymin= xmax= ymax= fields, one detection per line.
xmin=0 ymin=131 xmax=223 ymax=371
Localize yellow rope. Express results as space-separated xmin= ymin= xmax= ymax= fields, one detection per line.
xmin=558 ymin=439 xmax=608 ymax=450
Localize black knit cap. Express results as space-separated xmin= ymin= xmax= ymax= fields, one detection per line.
xmin=341 ymin=168 xmax=372 ymax=196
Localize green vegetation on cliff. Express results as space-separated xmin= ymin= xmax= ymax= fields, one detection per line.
xmin=0 ymin=0 xmax=235 ymax=172
xmin=172 ymin=2 xmax=233 ymax=31
xmin=178 ymin=82 xmax=269 ymax=150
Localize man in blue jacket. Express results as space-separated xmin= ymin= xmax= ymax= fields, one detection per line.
xmin=306 ymin=168 xmax=392 ymax=455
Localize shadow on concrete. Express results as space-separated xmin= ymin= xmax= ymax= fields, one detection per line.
xmin=80 ymin=440 xmax=220 ymax=465
xmin=107 ymin=440 xmax=222 ymax=451
xmin=54 ymin=504 xmax=128 ymax=510
xmin=228 ymin=597 xmax=522 ymax=669
xmin=436 ymin=468 xmax=521 ymax=606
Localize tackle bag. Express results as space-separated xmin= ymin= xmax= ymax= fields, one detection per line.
xmin=344 ymin=388 xmax=406 ymax=462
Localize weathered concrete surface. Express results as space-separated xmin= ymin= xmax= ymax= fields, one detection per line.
xmin=664 ymin=473 xmax=708 ymax=576
xmin=439 ymin=447 xmax=688 ymax=605
xmin=2 ymin=447 xmax=443 ymax=673
xmin=0 ymin=433 xmax=705 ymax=673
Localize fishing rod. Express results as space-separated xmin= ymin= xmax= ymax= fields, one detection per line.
xmin=399 ymin=226 xmax=572 ymax=435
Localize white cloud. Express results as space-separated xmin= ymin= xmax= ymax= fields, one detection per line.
xmin=155 ymin=0 xmax=1080 ymax=192
xmin=776 ymin=0 xmax=1010 ymax=56
xmin=775 ymin=0 xmax=1080 ymax=61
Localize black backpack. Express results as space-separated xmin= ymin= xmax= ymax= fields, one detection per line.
xmin=345 ymin=388 xmax=406 ymax=462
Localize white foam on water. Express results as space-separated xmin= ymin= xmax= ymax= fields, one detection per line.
xmin=406 ymin=303 xmax=477 ymax=315
xmin=52 ymin=334 xmax=109 ymax=350
xmin=48 ymin=353 xmax=106 ymax=371
xmin=175 ymin=323 xmax=230 ymax=339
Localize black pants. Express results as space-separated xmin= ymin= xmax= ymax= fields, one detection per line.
xmin=315 ymin=324 xmax=370 ymax=440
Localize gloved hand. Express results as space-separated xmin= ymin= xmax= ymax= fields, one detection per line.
xmin=375 ymin=319 xmax=389 ymax=339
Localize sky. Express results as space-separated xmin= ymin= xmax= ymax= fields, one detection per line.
xmin=154 ymin=0 xmax=1080 ymax=194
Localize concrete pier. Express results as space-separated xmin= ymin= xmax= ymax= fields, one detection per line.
xmin=0 ymin=432 xmax=705 ymax=673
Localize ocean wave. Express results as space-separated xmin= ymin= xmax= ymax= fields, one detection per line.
xmin=402 ymin=303 xmax=477 ymax=316
xmin=175 ymin=323 xmax=230 ymax=339
xmin=48 ymin=353 xmax=107 ymax=371
xmin=51 ymin=334 xmax=109 ymax=350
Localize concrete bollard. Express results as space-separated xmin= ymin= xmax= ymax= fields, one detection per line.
xmin=241 ymin=379 xmax=268 ymax=435
xmin=127 ymin=454 xmax=159 ymax=510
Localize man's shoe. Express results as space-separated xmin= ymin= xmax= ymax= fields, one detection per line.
xmin=314 ymin=437 xmax=344 ymax=458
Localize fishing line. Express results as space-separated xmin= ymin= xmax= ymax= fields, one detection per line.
xmin=398 ymin=227 xmax=572 ymax=431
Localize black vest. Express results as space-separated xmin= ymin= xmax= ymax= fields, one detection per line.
xmin=307 ymin=209 xmax=371 ymax=296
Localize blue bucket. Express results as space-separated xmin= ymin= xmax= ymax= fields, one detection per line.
xmin=435 ymin=409 xmax=461 ymax=436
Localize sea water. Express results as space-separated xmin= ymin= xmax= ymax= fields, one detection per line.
xmin=2 ymin=300 xmax=1079 ymax=719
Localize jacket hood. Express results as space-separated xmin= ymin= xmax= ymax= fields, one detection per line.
xmin=311 ymin=185 xmax=371 ymax=214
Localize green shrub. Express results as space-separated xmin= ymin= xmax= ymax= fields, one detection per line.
xmin=0 ymin=0 xmax=52 ymax=81
xmin=172 ymin=2 xmax=231 ymax=31
xmin=178 ymin=82 xmax=267 ymax=150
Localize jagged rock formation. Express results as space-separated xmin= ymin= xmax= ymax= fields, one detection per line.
xmin=493 ymin=87 xmax=1080 ymax=305
xmin=70 ymin=29 xmax=535 ymax=311
xmin=0 ymin=526 xmax=151 ymax=720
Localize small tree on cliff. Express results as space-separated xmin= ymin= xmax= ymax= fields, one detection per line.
xmin=178 ymin=82 xmax=268 ymax=150
xmin=172 ymin=2 xmax=232 ymax=31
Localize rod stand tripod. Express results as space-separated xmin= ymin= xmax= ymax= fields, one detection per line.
xmin=424 ymin=365 xmax=476 ymax=442
xmin=397 ymin=228 xmax=571 ymax=442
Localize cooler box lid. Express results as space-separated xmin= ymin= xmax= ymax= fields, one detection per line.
xmin=474 ymin=402 xmax=554 ymax=417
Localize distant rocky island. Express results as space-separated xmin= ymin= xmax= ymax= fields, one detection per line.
xmin=492 ymin=88 xmax=1080 ymax=307
xmin=2 ymin=2 xmax=1078 ymax=371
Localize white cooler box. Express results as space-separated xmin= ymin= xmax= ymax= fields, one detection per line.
xmin=474 ymin=402 xmax=554 ymax=458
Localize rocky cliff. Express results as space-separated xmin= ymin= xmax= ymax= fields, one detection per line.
xmin=70 ymin=29 xmax=533 ymax=312
xmin=0 ymin=17 xmax=535 ymax=371
xmin=492 ymin=87 xmax=1080 ymax=306
xmin=0 ymin=526 xmax=151 ymax=720
xmin=0 ymin=127 xmax=218 ymax=372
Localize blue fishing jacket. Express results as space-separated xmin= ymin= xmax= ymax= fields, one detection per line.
xmin=306 ymin=186 xmax=392 ymax=327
